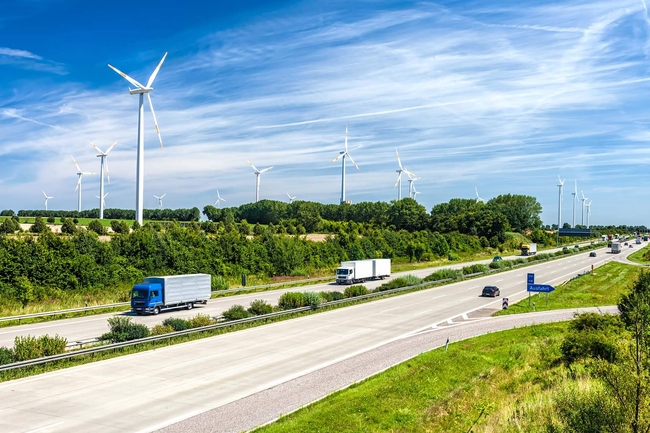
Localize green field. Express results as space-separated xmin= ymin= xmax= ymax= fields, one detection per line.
xmin=495 ymin=261 xmax=641 ymax=315
xmin=627 ymin=243 xmax=650 ymax=265
xmin=257 ymin=323 xmax=573 ymax=433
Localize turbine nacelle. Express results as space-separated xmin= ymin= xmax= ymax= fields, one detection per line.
xmin=128 ymin=87 xmax=154 ymax=95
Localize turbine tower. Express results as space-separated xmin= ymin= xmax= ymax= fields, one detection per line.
xmin=394 ymin=148 xmax=412 ymax=200
xmin=557 ymin=175 xmax=565 ymax=245
xmin=43 ymin=191 xmax=53 ymax=211
xmin=95 ymin=193 xmax=108 ymax=209
xmin=72 ymin=156 xmax=95 ymax=213
xmin=571 ymin=180 xmax=577 ymax=227
xmin=407 ymin=175 xmax=420 ymax=199
xmin=287 ymin=193 xmax=297 ymax=203
xmin=108 ymin=52 xmax=167 ymax=225
xmin=153 ymin=193 xmax=166 ymax=209
xmin=215 ymin=190 xmax=226 ymax=208
xmin=585 ymin=199 xmax=592 ymax=228
xmin=331 ymin=124 xmax=360 ymax=204
xmin=90 ymin=140 xmax=116 ymax=219
xmin=247 ymin=160 xmax=273 ymax=202
xmin=475 ymin=187 xmax=485 ymax=203
xmin=580 ymin=191 xmax=588 ymax=226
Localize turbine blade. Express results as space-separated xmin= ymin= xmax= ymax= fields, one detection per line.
xmin=71 ymin=156 xmax=81 ymax=172
xmin=104 ymin=158 xmax=111 ymax=184
xmin=260 ymin=166 xmax=273 ymax=173
xmin=43 ymin=191 xmax=47 ymax=198
xmin=107 ymin=64 xmax=145 ymax=89
xmin=346 ymin=152 xmax=360 ymax=171
xmin=331 ymin=154 xmax=343 ymax=163
xmin=88 ymin=140 xmax=105 ymax=155
xmin=105 ymin=141 xmax=117 ymax=155
xmin=394 ymin=172 xmax=401 ymax=188
xmin=395 ymin=148 xmax=403 ymax=169
xmin=146 ymin=93 xmax=164 ymax=150
xmin=247 ymin=159 xmax=259 ymax=172
xmin=75 ymin=175 xmax=82 ymax=191
xmin=146 ymin=52 xmax=168 ymax=88
xmin=287 ymin=193 xmax=291 ymax=199
xmin=161 ymin=193 xmax=166 ymax=198
xmin=344 ymin=124 xmax=349 ymax=152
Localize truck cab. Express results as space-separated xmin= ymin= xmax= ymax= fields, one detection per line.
xmin=131 ymin=282 xmax=163 ymax=315
xmin=336 ymin=267 xmax=353 ymax=284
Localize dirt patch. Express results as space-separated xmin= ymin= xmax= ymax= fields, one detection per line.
xmin=305 ymin=233 xmax=330 ymax=242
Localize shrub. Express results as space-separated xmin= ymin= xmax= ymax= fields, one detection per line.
xmin=222 ymin=304 xmax=252 ymax=321
xmin=248 ymin=299 xmax=273 ymax=316
xmin=447 ymin=253 xmax=461 ymax=261
xmin=101 ymin=316 xmax=150 ymax=343
xmin=29 ymin=217 xmax=49 ymax=234
xmin=60 ymin=219 xmax=77 ymax=234
xmin=344 ymin=285 xmax=369 ymax=298
xmin=278 ymin=292 xmax=306 ymax=309
xmin=150 ymin=324 xmax=174 ymax=336
xmin=72 ymin=218 xmax=79 ymax=224
xmin=303 ymin=291 xmax=322 ymax=308
xmin=188 ymin=314 xmax=214 ymax=328
xmin=212 ymin=276 xmax=229 ymax=291
xmin=39 ymin=334 xmax=67 ymax=356
xmin=0 ymin=347 xmax=13 ymax=365
xmin=88 ymin=219 xmax=106 ymax=235
xmin=401 ymin=274 xmax=423 ymax=286
xmin=110 ymin=220 xmax=130 ymax=234
xmin=13 ymin=334 xmax=67 ymax=361
xmin=329 ymin=291 xmax=345 ymax=301
xmin=462 ymin=264 xmax=489 ymax=275
xmin=319 ymin=291 xmax=334 ymax=302
xmin=162 ymin=317 xmax=191 ymax=332
xmin=46 ymin=217 xmax=55 ymax=224
xmin=290 ymin=268 xmax=309 ymax=277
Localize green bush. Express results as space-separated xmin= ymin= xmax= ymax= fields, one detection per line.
xmin=424 ymin=268 xmax=463 ymax=282
xmin=88 ymin=219 xmax=106 ymax=235
xmin=162 ymin=317 xmax=191 ymax=332
xmin=303 ymin=291 xmax=322 ymax=308
xmin=13 ymin=334 xmax=67 ymax=361
xmin=290 ymin=268 xmax=309 ymax=277
xmin=222 ymin=304 xmax=252 ymax=320
xmin=150 ymin=324 xmax=174 ymax=335
xmin=29 ymin=217 xmax=49 ymax=234
xmin=400 ymin=274 xmax=423 ymax=286
xmin=462 ymin=264 xmax=489 ymax=275
xmin=248 ymin=299 xmax=273 ymax=316
xmin=447 ymin=253 xmax=461 ymax=261
xmin=376 ymin=276 xmax=421 ymax=292
xmin=212 ymin=276 xmax=229 ymax=291
xmin=110 ymin=220 xmax=130 ymax=234
xmin=344 ymin=285 xmax=369 ymax=298
xmin=61 ymin=219 xmax=77 ymax=234
xmin=101 ymin=316 xmax=150 ymax=343
xmin=188 ymin=313 xmax=214 ymax=328
xmin=46 ymin=217 xmax=56 ymax=224
xmin=278 ymin=292 xmax=306 ymax=309
xmin=319 ymin=291 xmax=334 ymax=302
xmin=0 ymin=347 xmax=13 ymax=365
xmin=329 ymin=291 xmax=345 ymax=301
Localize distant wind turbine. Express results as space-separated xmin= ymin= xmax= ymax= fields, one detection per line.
xmin=581 ymin=191 xmax=588 ymax=226
xmin=412 ymin=183 xmax=421 ymax=201
xmin=153 ymin=193 xmax=166 ymax=210
xmin=72 ymin=156 xmax=96 ymax=212
xmin=557 ymin=175 xmax=565 ymax=244
xmin=108 ymin=52 xmax=167 ymax=225
xmin=331 ymin=124 xmax=360 ymax=204
xmin=572 ymin=180 xmax=577 ymax=227
xmin=585 ymin=199 xmax=592 ymax=228
xmin=287 ymin=193 xmax=297 ymax=203
xmin=43 ymin=191 xmax=53 ymax=211
xmin=407 ymin=174 xmax=420 ymax=199
xmin=394 ymin=148 xmax=413 ymax=200
xmin=247 ymin=160 xmax=273 ymax=202
xmin=215 ymin=190 xmax=226 ymax=208
xmin=89 ymin=140 xmax=117 ymax=219
xmin=475 ymin=187 xmax=485 ymax=203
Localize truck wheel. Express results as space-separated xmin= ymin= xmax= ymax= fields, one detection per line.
xmin=187 ymin=302 xmax=193 ymax=310
xmin=153 ymin=307 xmax=160 ymax=315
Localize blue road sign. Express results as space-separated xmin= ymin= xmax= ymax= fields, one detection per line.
xmin=527 ymin=284 xmax=555 ymax=293
xmin=527 ymin=273 xmax=535 ymax=284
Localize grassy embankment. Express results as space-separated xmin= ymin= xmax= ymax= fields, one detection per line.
xmin=627 ymin=243 xmax=650 ymax=265
xmin=494 ymin=261 xmax=641 ymax=316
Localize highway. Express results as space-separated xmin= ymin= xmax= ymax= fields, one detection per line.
xmin=0 ymin=245 xmax=636 ymax=433
xmin=0 ymin=242 xmax=602 ymax=347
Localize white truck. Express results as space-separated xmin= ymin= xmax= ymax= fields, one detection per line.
xmin=130 ymin=274 xmax=212 ymax=315
xmin=611 ymin=242 xmax=622 ymax=254
xmin=336 ymin=259 xmax=391 ymax=285
xmin=521 ymin=243 xmax=537 ymax=256
xmin=636 ymin=237 xmax=642 ymax=244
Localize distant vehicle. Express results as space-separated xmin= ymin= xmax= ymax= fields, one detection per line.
xmin=131 ymin=274 xmax=211 ymax=315
xmin=607 ymin=234 xmax=613 ymax=241
xmin=521 ymin=243 xmax=537 ymax=256
xmin=336 ymin=259 xmax=391 ymax=285
xmin=589 ymin=252 xmax=597 ymax=257
xmin=612 ymin=242 xmax=622 ymax=254
xmin=563 ymin=246 xmax=569 ymax=251
xmin=481 ymin=286 xmax=501 ymax=297
xmin=624 ymin=242 xmax=628 ymax=246
xmin=574 ymin=245 xmax=580 ymax=249
xmin=615 ymin=234 xmax=620 ymax=239
xmin=492 ymin=256 xmax=503 ymax=262
xmin=630 ymin=244 xmax=634 ymax=248
xmin=601 ymin=235 xmax=607 ymax=242
xmin=644 ymin=235 xmax=649 ymax=242
xmin=636 ymin=237 xmax=642 ymax=245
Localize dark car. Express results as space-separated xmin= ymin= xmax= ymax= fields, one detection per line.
xmin=624 ymin=242 xmax=628 ymax=246
xmin=574 ymin=245 xmax=580 ymax=249
xmin=492 ymin=256 xmax=503 ymax=262
xmin=562 ymin=246 xmax=569 ymax=251
xmin=589 ymin=252 xmax=597 ymax=257
xmin=482 ymin=286 xmax=501 ymax=297
xmin=630 ymin=244 xmax=634 ymax=248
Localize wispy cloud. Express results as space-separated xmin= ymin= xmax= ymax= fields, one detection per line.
xmin=0 ymin=46 xmax=66 ymax=74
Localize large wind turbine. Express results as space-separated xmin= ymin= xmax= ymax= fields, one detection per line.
xmin=557 ymin=175 xmax=565 ymax=245
xmin=331 ymin=124 xmax=360 ymax=204
xmin=287 ymin=193 xmax=297 ymax=203
xmin=72 ymin=156 xmax=95 ymax=212
xmin=108 ymin=52 xmax=167 ymax=225
xmin=153 ymin=193 xmax=166 ymax=209
xmin=585 ymin=199 xmax=592 ymax=228
xmin=43 ymin=191 xmax=53 ymax=211
xmin=407 ymin=175 xmax=420 ymax=199
xmin=571 ymin=180 xmax=577 ymax=228
xmin=394 ymin=148 xmax=412 ymax=200
xmin=475 ymin=187 xmax=485 ymax=203
xmin=581 ymin=191 xmax=588 ymax=226
xmin=90 ymin=140 xmax=116 ymax=219
xmin=247 ymin=160 xmax=273 ymax=202
xmin=215 ymin=190 xmax=226 ymax=208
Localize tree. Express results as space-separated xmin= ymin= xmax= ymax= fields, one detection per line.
xmin=29 ymin=217 xmax=49 ymax=234
xmin=46 ymin=217 xmax=55 ymax=224
xmin=389 ymin=198 xmax=429 ymax=231
xmin=486 ymin=194 xmax=542 ymax=233
xmin=60 ymin=219 xmax=77 ymax=234
xmin=14 ymin=276 xmax=34 ymax=309
xmin=88 ymin=220 xmax=106 ymax=235
xmin=110 ymin=220 xmax=130 ymax=234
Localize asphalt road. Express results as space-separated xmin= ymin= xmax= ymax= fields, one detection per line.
xmin=0 ymin=242 xmax=604 ymax=347
xmin=0 ymin=245 xmax=634 ymax=433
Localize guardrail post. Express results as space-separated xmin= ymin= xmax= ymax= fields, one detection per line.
xmin=242 ymin=274 xmax=247 ymax=287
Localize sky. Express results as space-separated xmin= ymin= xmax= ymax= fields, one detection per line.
xmin=1 ymin=0 xmax=650 ymax=226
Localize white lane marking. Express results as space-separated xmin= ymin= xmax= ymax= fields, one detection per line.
xmin=26 ymin=422 xmax=65 ymax=433
xmin=381 ymin=307 xmax=401 ymax=313
xmin=446 ymin=319 xmax=454 ymax=324
xmin=462 ymin=313 xmax=469 ymax=320
xmin=495 ymin=279 xmax=504 ymax=282
xmin=515 ymin=274 xmax=523 ymax=277
xmin=413 ymin=309 xmax=433 ymax=317
xmin=342 ymin=329 xmax=367 ymax=337
xmin=431 ymin=295 xmax=447 ymax=300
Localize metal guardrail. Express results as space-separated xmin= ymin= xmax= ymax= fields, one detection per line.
xmin=0 ymin=244 xmax=606 ymax=372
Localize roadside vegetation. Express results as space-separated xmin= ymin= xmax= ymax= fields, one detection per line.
xmin=628 ymin=243 xmax=650 ymax=265
xmin=258 ymin=271 xmax=650 ymax=433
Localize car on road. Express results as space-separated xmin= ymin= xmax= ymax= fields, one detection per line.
xmin=624 ymin=242 xmax=628 ymax=246
xmin=481 ymin=286 xmax=501 ymax=297
xmin=589 ymin=252 xmax=597 ymax=257
xmin=562 ymin=246 xmax=569 ymax=251
xmin=574 ymin=245 xmax=580 ymax=249
xmin=630 ymin=245 xmax=634 ymax=248
xmin=492 ymin=256 xmax=503 ymax=262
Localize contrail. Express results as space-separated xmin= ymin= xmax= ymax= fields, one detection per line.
xmin=252 ymin=99 xmax=477 ymax=129
xmin=1 ymin=109 xmax=66 ymax=130
xmin=642 ymin=0 xmax=650 ymax=25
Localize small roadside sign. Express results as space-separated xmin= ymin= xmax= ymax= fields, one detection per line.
xmin=527 ymin=284 xmax=555 ymax=293
xmin=502 ymin=298 xmax=509 ymax=309
xmin=527 ymin=273 xmax=535 ymax=285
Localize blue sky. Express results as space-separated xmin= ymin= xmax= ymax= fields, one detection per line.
xmin=1 ymin=0 xmax=650 ymax=226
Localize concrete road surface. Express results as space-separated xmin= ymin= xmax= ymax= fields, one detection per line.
xmin=0 ymin=246 xmax=632 ymax=433
xmin=0 ymin=242 xmax=607 ymax=347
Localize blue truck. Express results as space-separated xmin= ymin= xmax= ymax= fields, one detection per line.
xmin=130 ymin=274 xmax=212 ymax=315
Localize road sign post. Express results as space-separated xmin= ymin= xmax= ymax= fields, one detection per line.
xmin=527 ymin=273 xmax=534 ymax=307
xmin=502 ymin=298 xmax=509 ymax=310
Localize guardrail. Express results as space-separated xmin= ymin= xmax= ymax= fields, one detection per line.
xmin=0 ymin=244 xmax=607 ymax=373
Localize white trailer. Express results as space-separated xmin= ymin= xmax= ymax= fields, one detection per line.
xmin=131 ymin=274 xmax=212 ymax=315
xmin=336 ymin=259 xmax=391 ymax=284
xmin=611 ymin=242 xmax=622 ymax=254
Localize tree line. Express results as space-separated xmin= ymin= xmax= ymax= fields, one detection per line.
xmin=4 ymin=208 xmax=201 ymax=221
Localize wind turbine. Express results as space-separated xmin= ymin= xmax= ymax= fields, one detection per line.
xmin=407 ymin=174 xmax=420 ymax=199
xmin=585 ymin=199 xmax=592 ymax=228
xmin=89 ymin=140 xmax=116 ymax=219
xmin=331 ymin=124 xmax=360 ymax=204
xmin=287 ymin=193 xmax=297 ymax=203
xmin=475 ymin=187 xmax=485 ymax=203
xmin=215 ymin=190 xmax=226 ymax=208
xmin=108 ymin=52 xmax=167 ymax=225
xmin=72 ymin=156 xmax=95 ymax=212
xmin=571 ymin=180 xmax=577 ymax=228
xmin=43 ymin=191 xmax=53 ymax=211
xmin=557 ymin=175 xmax=565 ymax=245
xmin=247 ymin=160 xmax=273 ymax=202
xmin=95 ymin=193 xmax=108 ymax=209
xmin=153 ymin=193 xmax=166 ymax=209
xmin=581 ymin=191 xmax=588 ymax=226
xmin=412 ymin=183 xmax=421 ymax=201
xmin=394 ymin=148 xmax=413 ymax=200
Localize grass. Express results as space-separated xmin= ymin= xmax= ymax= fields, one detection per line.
xmin=495 ymin=261 xmax=641 ymax=316
xmin=256 ymin=323 xmax=574 ymax=433
xmin=627 ymin=243 xmax=650 ymax=265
